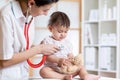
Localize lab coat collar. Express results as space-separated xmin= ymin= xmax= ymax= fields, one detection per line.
xmin=11 ymin=0 xmax=25 ymax=19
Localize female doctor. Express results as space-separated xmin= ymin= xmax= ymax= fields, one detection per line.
xmin=0 ymin=0 xmax=59 ymax=80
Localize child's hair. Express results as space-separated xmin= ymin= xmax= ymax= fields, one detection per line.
xmin=48 ymin=11 xmax=70 ymax=28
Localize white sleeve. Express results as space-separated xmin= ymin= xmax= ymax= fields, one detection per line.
xmin=0 ymin=13 xmax=14 ymax=60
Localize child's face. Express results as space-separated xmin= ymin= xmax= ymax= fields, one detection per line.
xmin=50 ymin=26 xmax=69 ymax=41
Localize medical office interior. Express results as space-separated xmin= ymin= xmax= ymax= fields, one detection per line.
xmin=1 ymin=0 xmax=120 ymax=79
xmin=30 ymin=0 xmax=120 ymax=79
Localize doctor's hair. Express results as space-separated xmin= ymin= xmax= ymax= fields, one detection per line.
xmin=48 ymin=11 xmax=70 ymax=28
xmin=18 ymin=0 xmax=59 ymax=7
xmin=34 ymin=0 xmax=59 ymax=7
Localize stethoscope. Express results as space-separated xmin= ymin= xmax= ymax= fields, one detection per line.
xmin=24 ymin=6 xmax=47 ymax=68
xmin=11 ymin=1 xmax=46 ymax=68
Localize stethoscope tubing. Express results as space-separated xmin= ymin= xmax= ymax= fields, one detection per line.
xmin=24 ymin=20 xmax=46 ymax=68
xmin=10 ymin=0 xmax=46 ymax=68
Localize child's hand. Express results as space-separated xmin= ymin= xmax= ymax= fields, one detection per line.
xmin=58 ymin=58 xmax=71 ymax=67
xmin=84 ymin=74 xmax=100 ymax=80
xmin=67 ymin=54 xmax=74 ymax=60
xmin=58 ymin=58 xmax=65 ymax=67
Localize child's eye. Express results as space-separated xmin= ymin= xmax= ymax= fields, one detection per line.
xmin=58 ymin=31 xmax=62 ymax=33
xmin=65 ymin=31 xmax=68 ymax=33
xmin=58 ymin=31 xmax=68 ymax=33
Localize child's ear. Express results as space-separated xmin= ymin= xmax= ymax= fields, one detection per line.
xmin=48 ymin=26 xmax=52 ymax=32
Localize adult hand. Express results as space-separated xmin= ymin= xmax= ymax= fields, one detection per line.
xmin=38 ymin=44 xmax=60 ymax=55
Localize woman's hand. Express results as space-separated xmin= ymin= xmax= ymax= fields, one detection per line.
xmin=84 ymin=74 xmax=100 ymax=80
xmin=37 ymin=44 xmax=60 ymax=55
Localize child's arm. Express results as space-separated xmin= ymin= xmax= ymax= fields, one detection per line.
xmin=46 ymin=55 xmax=66 ymax=67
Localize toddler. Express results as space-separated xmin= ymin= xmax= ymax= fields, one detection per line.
xmin=40 ymin=11 xmax=99 ymax=80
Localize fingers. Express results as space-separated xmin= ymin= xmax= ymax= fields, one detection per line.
xmin=48 ymin=44 xmax=59 ymax=51
xmin=48 ymin=47 xmax=59 ymax=54
xmin=40 ymin=44 xmax=61 ymax=55
xmin=41 ymin=44 xmax=59 ymax=55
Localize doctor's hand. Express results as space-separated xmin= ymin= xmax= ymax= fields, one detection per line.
xmin=38 ymin=44 xmax=60 ymax=55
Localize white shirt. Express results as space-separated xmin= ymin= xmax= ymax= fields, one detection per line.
xmin=0 ymin=1 xmax=35 ymax=80
xmin=43 ymin=36 xmax=73 ymax=70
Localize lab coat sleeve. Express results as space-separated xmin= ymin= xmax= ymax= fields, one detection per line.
xmin=0 ymin=13 xmax=14 ymax=60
